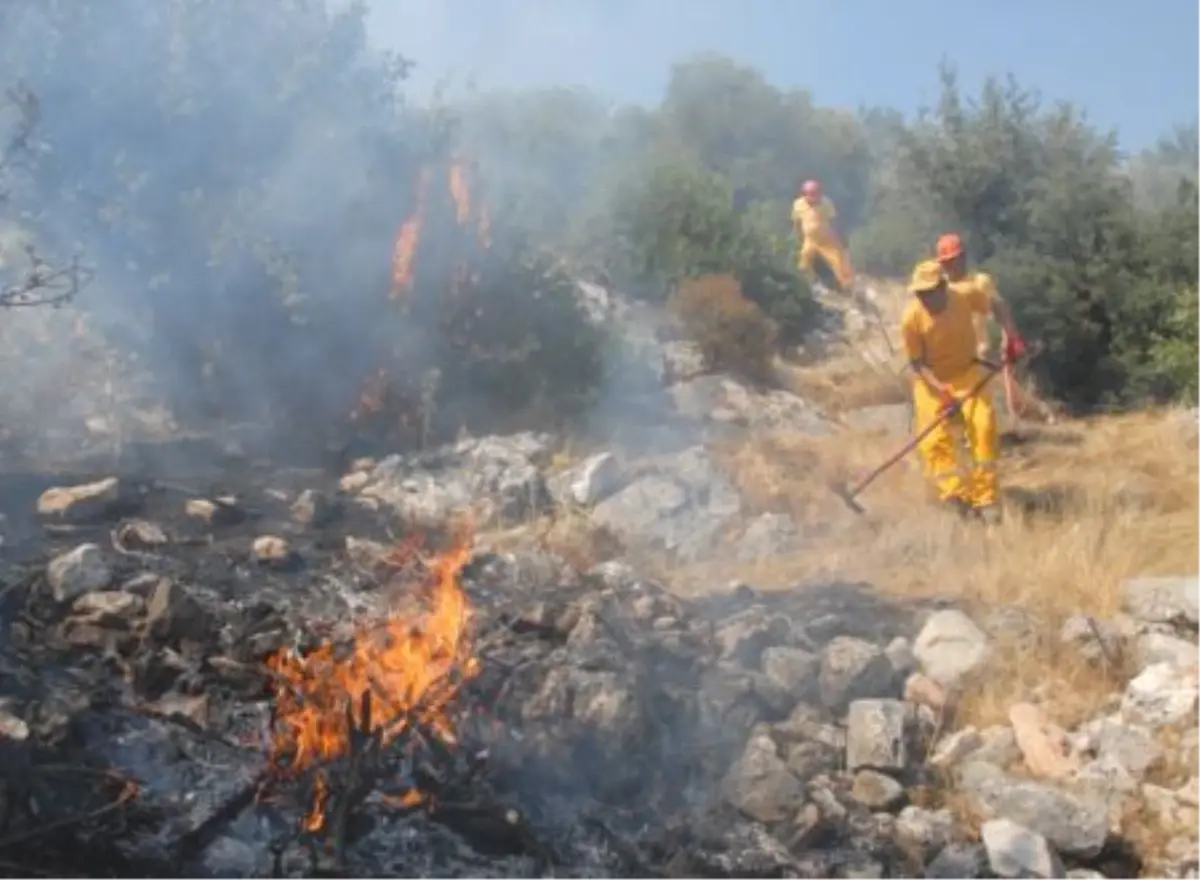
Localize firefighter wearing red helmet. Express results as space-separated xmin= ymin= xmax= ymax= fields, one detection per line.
xmin=900 ymin=235 xmax=1027 ymax=524
xmin=791 ymin=179 xmax=855 ymax=294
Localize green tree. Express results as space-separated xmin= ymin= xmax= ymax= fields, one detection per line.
xmin=600 ymin=152 xmax=818 ymax=343
xmin=0 ymin=0 xmax=608 ymax=446
xmin=853 ymin=64 xmax=1196 ymax=409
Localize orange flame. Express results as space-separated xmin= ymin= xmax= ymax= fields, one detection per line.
xmin=392 ymin=167 xmax=433 ymax=300
xmin=361 ymin=156 xmax=493 ymax=429
xmin=265 ymin=535 xmax=479 ymax=831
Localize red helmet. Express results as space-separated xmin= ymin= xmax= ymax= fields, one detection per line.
xmin=936 ymin=233 xmax=965 ymax=263
xmin=801 ymin=180 xmax=822 ymax=199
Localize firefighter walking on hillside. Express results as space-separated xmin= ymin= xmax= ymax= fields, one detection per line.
xmin=901 ymin=254 xmax=1027 ymax=524
xmin=791 ymin=179 xmax=856 ymax=295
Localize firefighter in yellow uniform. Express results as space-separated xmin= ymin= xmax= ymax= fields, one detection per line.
xmin=901 ymin=256 xmax=1027 ymax=523
xmin=791 ymin=179 xmax=855 ymax=293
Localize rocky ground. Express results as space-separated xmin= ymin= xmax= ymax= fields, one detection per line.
xmin=0 ymin=283 xmax=1195 ymax=879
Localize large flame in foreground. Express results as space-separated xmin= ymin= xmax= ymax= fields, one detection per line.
xmin=265 ymin=535 xmax=479 ymax=831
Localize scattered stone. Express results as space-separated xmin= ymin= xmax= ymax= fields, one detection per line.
xmin=761 ymin=646 xmax=819 ymax=706
xmin=339 ymin=471 xmax=370 ymax=493
xmin=1136 ymin=632 xmax=1197 ymax=671
xmin=115 ymin=518 xmax=169 ymax=550
xmin=184 ymin=496 xmax=245 ymax=527
xmin=591 ymin=446 xmax=741 ymax=563
xmin=0 ymin=699 xmax=30 ymax=741
xmin=851 ymin=769 xmax=905 ymax=811
xmin=1009 ymin=702 xmax=1079 ymax=780
xmin=548 ymin=452 xmax=623 ymax=507
xmin=974 ymin=724 xmax=1022 ymax=766
xmin=845 ymin=699 xmax=909 ymax=772
xmin=1086 ymin=716 xmax=1163 ymax=779
xmin=37 ymin=477 xmax=127 ymax=522
xmin=290 ymin=489 xmax=338 ymax=527
xmin=893 ymin=805 xmax=955 ymax=859
xmin=981 ymin=818 xmax=1065 ymax=879
xmin=46 ymin=543 xmax=113 ymax=602
xmin=1123 ymin=575 xmax=1199 ymax=629
xmin=913 ymin=609 xmax=989 ymax=689
xmin=145 ymin=579 xmax=210 ymax=646
xmin=721 ymin=733 xmax=805 ymax=824
xmin=884 ymin=636 xmax=917 ymax=676
xmin=930 ymin=726 xmax=983 ymax=769
xmin=362 ymin=433 xmax=553 ymax=529
xmin=1121 ymin=661 xmax=1199 ymax=727
xmin=251 ymin=535 xmax=295 ymax=568
xmin=69 ymin=591 xmax=144 ymax=629
xmin=784 ymin=739 xmax=839 ymax=779
xmin=957 ymin=761 xmax=1109 ymax=858
xmin=903 ymin=672 xmax=948 ymax=712
xmin=819 ymin=637 xmax=896 ymax=710
xmin=926 ymin=842 xmax=987 ymax=878
xmin=715 ymin=610 xmax=791 ymax=667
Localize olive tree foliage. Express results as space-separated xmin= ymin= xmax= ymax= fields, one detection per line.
xmin=0 ymin=0 xmax=420 ymax=426
xmin=1129 ymin=124 xmax=1199 ymax=212
xmin=0 ymin=0 xmax=603 ymax=443
xmin=453 ymin=54 xmax=874 ymax=342
xmin=852 ymin=65 xmax=1198 ymax=409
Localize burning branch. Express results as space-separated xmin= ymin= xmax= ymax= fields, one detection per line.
xmin=262 ymin=534 xmax=480 ymax=859
xmin=0 ymin=84 xmax=93 ymax=310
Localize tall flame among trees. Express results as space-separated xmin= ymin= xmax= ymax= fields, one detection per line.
xmin=389 ymin=157 xmax=491 ymax=304
xmin=265 ymin=533 xmax=479 ymax=831
xmin=354 ymin=156 xmax=493 ymax=433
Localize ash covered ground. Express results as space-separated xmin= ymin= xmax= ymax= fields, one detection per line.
xmin=0 ymin=389 xmax=1187 ymax=878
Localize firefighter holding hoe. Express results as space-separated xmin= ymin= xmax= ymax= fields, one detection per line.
xmin=791 ymin=179 xmax=855 ymax=295
xmin=901 ymin=235 xmax=1027 ymax=524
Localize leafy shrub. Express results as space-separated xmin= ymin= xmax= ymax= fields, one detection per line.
xmin=601 ymin=156 xmax=819 ymax=345
xmin=429 ymin=232 xmax=608 ymax=434
xmin=670 ymin=274 xmax=778 ymax=382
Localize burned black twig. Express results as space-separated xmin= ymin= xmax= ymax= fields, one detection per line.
xmin=0 ymin=776 xmax=137 ymax=850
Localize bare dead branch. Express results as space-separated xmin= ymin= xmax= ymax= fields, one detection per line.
xmin=1 ymin=82 xmax=92 ymax=309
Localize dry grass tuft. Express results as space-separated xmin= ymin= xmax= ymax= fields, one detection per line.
xmin=670 ymin=274 xmax=779 ymax=384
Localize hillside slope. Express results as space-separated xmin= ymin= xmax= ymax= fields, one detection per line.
xmin=517 ymin=277 xmax=1200 ymax=877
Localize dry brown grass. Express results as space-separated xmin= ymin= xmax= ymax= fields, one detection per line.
xmin=707 ymin=404 xmax=1198 ymax=729
xmin=699 ymin=278 xmax=1199 ymax=729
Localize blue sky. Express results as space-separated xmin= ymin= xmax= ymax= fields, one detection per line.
xmin=364 ymin=0 xmax=1198 ymax=152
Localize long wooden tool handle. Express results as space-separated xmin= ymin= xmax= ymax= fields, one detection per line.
xmin=849 ymin=363 xmax=1002 ymax=496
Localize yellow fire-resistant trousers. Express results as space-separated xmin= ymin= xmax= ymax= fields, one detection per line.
xmin=912 ymin=364 xmax=999 ymax=508
xmin=799 ymin=238 xmax=855 ymax=292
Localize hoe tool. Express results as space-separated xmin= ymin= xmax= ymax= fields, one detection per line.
xmin=829 ymin=359 xmax=1003 ymax=515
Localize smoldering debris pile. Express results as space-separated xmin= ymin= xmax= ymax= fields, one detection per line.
xmin=0 ymin=431 xmax=1179 ymax=879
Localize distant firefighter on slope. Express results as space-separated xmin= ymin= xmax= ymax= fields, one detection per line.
xmin=791 ymin=178 xmax=855 ymax=294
